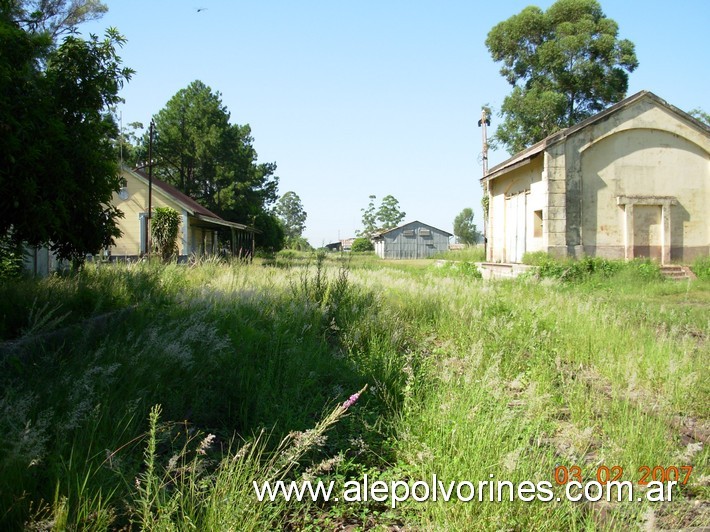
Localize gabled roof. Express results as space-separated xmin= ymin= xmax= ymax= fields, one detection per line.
xmin=123 ymin=167 xmax=257 ymax=232
xmin=482 ymin=90 xmax=710 ymax=183
xmin=373 ymin=220 xmax=453 ymax=238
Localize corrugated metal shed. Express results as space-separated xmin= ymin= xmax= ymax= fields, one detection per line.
xmin=373 ymin=221 xmax=452 ymax=259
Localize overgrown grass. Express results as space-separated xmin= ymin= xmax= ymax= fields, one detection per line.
xmin=691 ymin=255 xmax=710 ymax=280
xmin=430 ymin=245 xmax=486 ymax=262
xmin=0 ymin=257 xmax=707 ymax=530
xmin=522 ymin=252 xmax=663 ymax=283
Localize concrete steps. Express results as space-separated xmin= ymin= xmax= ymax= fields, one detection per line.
xmin=660 ymin=265 xmax=697 ymax=281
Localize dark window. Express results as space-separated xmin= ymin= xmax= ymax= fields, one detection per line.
xmin=533 ymin=210 xmax=543 ymax=237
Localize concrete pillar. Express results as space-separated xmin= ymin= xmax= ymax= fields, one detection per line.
xmin=624 ymin=204 xmax=634 ymax=261
xmin=661 ymin=204 xmax=671 ymax=265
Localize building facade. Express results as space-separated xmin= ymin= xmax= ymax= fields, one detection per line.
xmin=482 ymin=91 xmax=710 ymax=264
xmin=110 ymin=167 xmax=256 ymax=260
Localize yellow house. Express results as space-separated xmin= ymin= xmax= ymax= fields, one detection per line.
xmin=482 ymin=91 xmax=710 ymax=265
xmin=110 ymin=167 xmax=256 ymax=260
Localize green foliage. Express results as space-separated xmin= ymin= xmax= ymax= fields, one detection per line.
xmin=432 ymin=260 xmax=482 ymax=280
xmin=430 ymin=245 xmax=485 ymax=262
xmin=0 ymin=14 xmax=132 ymax=261
xmin=688 ymin=108 xmax=710 ymax=127
xmin=0 ymin=233 xmax=24 ymax=279
xmin=284 ymin=235 xmax=312 ymax=251
xmin=151 ymin=207 xmax=180 ymax=262
xmin=526 ymin=253 xmax=664 ymax=282
xmin=376 ymin=194 xmax=406 ymax=230
xmin=452 ymin=207 xmax=480 ymax=245
xmin=690 ymin=255 xmax=710 ymax=280
xmin=11 ymin=0 xmax=108 ymax=40
xmin=358 ymin=195 xmax=378 ymax=238
xmin=0 ymin=260 xmax=707 ymax=529
xmin=481 ymin=194 xmax=489 ymax=222
xmin=254 ymin=211 xmax=285 ymax=252
xmin=486 ymin=0 xmax=638 ymax=153
xmin=351 ymin=237 xmax=374 ymax=252
xmin=357 ymin=194 xmax=406 ymax=237
xmin=275 ymin=191 xmax=307 ymax=239
xmin=151 ymin=80 xmax=280 ymax=238
xmin=521 ymin=251 xmax=553 ymax=266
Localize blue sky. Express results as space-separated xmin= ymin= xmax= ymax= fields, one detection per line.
xmin=81 ymin=1 xmax=709 ymax=247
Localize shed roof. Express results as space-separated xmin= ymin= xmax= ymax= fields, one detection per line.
xmin=373 ymin=220 xmax=453 ymax=238
xmin=481 ymin=90 xmax=710 ymax=184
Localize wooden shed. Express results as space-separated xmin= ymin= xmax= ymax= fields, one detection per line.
xmin=373 ymin=221 xmax=452 ymax=259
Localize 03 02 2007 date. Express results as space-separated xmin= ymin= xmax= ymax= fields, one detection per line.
xmin=553 ymin=465 xmax=693 ymax=485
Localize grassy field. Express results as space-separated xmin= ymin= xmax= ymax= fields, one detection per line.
xmin=0 ymin=254 xmax=708 ymax=530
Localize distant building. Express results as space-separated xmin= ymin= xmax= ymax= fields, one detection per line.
xmin=482 ymin=91 xmax=710 ymax=264
xmin=373 ymin=221 xmax=452 ymax=259
xmin=325 ymin=238 xmax=354 ymax=252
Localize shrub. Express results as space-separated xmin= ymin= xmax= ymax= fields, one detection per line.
xmin=531 ymin=255 xmax=656 ymax=282
xmin=151 ymin=207 xmax=180 ymax=262
xmin=0 ymin=235 xmax=24 ymax=279
xmin=351 ymin=237 xmax=374 ymax=252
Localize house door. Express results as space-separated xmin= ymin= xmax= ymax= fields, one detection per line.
xmin=633 ymin=205 xmax=662 ymax=260
xmin=505 ymin=192 xmax=527 ymax=263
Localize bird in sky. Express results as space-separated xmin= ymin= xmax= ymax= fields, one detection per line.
xmin=196 ymin=7 xmax=207 ymax=13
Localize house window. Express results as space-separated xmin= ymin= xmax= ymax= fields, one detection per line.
xmin=533 ymin=210 xmax=543 ymax=238
xmin=118 ymin=178 xmax=129 ymax=200
xmin=419 ymin=229 xmax=431 ymax=237
xmin=402 ymin=230 xmax=415 ymax=237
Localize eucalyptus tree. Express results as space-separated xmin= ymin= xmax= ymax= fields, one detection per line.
xmin=275 ymin=191 xmax=307 ymax=240
xmin=486 ymin=0 xmax=638 ymax=153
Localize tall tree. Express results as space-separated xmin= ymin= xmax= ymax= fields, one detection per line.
xmin=11 ymin=0 xmax=108 ymax=40
xmin=275 ymin=191 xmax=307 ymax=240
xmin=357 ymin=194 xmax=407 ymax=237
xmin=688 ymin=108 xmax=710 ymax=127
xmin=0 ymin=2 xmax=132 ymax=261
xmin=149 ymin=80 xmax=281 ymax=250
xmin=453 ymin=208 xmax=480 ymax=245
xmin=376 ymin=195 xmax=406 ymax=230
xmin=358 ymin=195 xmax=378 ymax=238
xmin=152 ymin=80 xmax=231 ymax=202
xmin=486 ymin=0 xmax=638 ymax=153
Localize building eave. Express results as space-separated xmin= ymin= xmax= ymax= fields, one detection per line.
xmin=481 ymin=90 xmax=708 ymax=185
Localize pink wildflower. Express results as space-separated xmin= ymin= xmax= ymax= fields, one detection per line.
xmin=342 ymin=391 xmax=361 ymax=410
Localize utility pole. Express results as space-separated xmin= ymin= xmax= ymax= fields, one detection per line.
xmin=478 ymin=107 xmax=490 ymax=176
xmin=478 ymin=108 xmax=491 ymax=259
xmin=147 ymin=119 xmax=155 ymax=257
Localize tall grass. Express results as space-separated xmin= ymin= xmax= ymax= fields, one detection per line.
xmin=0 ymin=256 xmax=707 ymax=529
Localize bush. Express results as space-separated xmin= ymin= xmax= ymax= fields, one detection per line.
xmin=530 ymin=255 xmax=658 ymax=282
xmin=351 ymin=237 xmax=374 ymax=252
xmin=151 ymin=207 xmax=181 ymax=262
xmin=691 ymin=255 xmax=710 ymax=280
xmin=0 ymin=235 xmax=24 ymax=279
